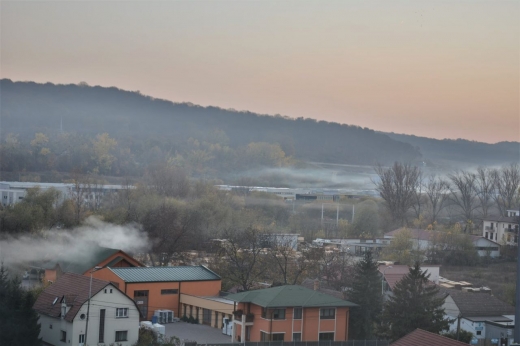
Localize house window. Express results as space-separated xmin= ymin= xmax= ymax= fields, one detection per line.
xmin=115 ymin=331 xmax=128 ymax=342
xmin=293 ymin=307 xmax=302 ymax=319
xmin=293 ymin=332 xmax=301 ymax=341
xmin=110 ymin=289 xmax=113 ymax=293
xmin=60 ymin=330 xmax=66 ymax=342
xmin=49 ymin=324 xmax=52 ymax=329
xmin=99 ymin=309 xmax=105 ymax=343
xmin=262 ymin=308 xmax=285 ymax=319
xmin=134 ymin=290 xmax=148 ymax=297
xmin=476 ymin=331 xmax=482 ymax=336
xmin=79 ymin=334 xmax=85 ymax=344
xmin=161 ymin=289 xmax=179 ymax=295
xmin=272 ymin=333 xmax=284 ymax=341
xmin=116 ymin=308 xmax=128 ymax=318
xmin=320 ymin=308 xmax=335 ymax=319
xmin=319 ymin=332 xmax=335 ymax=340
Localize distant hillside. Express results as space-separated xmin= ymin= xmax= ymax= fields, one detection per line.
xmin=1 ymin=79 xmax=517 ymax=175
xmin=0 ymin=79 xmax=420 ymax=166
xmin=385 ymin=133 xmax=519 ymax=167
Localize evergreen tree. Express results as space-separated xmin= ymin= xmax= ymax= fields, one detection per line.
xmin=348 ymin=250 xmax=382 ymax=339
xmin=0 ymin=264 xmax=42 ymax=346
xmin=379 ymin=262 xmax=448 ymax=341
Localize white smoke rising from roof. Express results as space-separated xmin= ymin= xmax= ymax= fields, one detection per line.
xmin=0 ymin=216 xmax=150 ymax=267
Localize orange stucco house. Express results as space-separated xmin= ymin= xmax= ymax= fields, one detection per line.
xmin=226 ymin=285 xmax=357 ymax=342
xmin=92 ymin=265 xmax=222 ymax=321
xmin=41 ymin=246 xmax=144 ymax=284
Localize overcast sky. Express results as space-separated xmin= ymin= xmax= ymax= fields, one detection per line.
xmin=1 ymin=1 xmax=518 ymax=143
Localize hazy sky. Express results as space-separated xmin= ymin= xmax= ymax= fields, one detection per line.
xmin=1 ymin=1 xmax=519 ymax=143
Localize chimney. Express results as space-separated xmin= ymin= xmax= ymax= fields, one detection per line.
xmin=314 ymin=279 xmax=320 ymax=291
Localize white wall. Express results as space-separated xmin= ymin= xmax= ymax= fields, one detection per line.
xmin=73 ymin=286 xmax=140 ymax=346
xmin=39 ymin=314 xmax=74 ymax=346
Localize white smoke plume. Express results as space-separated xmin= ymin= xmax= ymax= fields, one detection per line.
xmin=0 ymin=216 xmax=150 ymax=268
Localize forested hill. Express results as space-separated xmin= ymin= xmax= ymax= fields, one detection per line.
xmin=0 ymin=79 xmax=419 ymax=166
xmin=385 ymin=133 xmax=519 ymax=167
xmin=1 ymin=79 xmax=517 ymax=173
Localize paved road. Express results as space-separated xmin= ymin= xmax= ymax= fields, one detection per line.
xmin=165 ymin=321 xmax=232 ymax=343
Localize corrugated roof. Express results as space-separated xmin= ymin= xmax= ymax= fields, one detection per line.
xmin=33 ymin=272 xmax=110 ymax=322
xmin=391 ymin=329 xmax=469 ymax=346
xmin=226 ymin=285 xmax=357 ymax=308
xmin=109 ymin=265 xmax=221 ymax=283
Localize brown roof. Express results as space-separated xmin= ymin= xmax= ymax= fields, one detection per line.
xmin=33 ymin=272 xmax=111 ymax=322
xmin=378 ymin=265 xmax=410 ymax=290
xmin=391 ymin=329 xmax=469 ymax=346
xmin=443 ymin=288 xmax=515 ymax=317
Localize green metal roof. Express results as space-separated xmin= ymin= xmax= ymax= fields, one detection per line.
xmin=109 ymin=265 xmax=221 ymax=283
xmin=226 ymin=285 xmax=357 ymax=308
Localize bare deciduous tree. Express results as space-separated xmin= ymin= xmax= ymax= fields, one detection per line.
xmin=493 ymin=163 xmax=520 ymax=215
xmin=448 ymin=171 xmax=478 ymax=230
xmin=146 ymin=163 xmax=190 ymax=198
xmin=424 ymin=175 xmax=450 ymax=226
xmin=475 ymin=167 xmax=494 ymax=218
xmin=374 ymin=162 xmax=421 ymax=227
xmin=215 ymin=227 xmax=267 ymax=291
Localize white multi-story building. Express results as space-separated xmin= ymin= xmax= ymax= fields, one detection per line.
xmin=33 ymin=272 xmax=140 ymax=346
xmin=482 ymin=209 xmax=519 ymax=245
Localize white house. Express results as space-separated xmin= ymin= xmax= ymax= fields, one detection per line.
xmin=33 ymin=272 xmax=139 ymax=346
xmin=482 ymin=209 xmax=519 ymax=245
xmin=442 ymin=287 xmax=515 ymax=345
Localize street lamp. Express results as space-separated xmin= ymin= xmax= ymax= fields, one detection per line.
xmin=85 ymin=266 xmax=102 ymax=346
xmin=381 ymin=266 xmax=393 ymax=296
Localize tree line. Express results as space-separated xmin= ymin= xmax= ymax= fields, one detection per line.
xmin=374 ymin=162 xmax=520 ymax=233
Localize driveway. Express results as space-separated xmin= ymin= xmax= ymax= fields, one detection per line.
xmin=164 ymin=321 xmax=232 ymax=343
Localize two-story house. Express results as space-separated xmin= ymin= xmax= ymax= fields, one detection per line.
xmin=33 ymin=272 xmax=140 ymax=346
xmin=482 ymin=209 xmax=519 ymax=245
xmin=226 ymin=285 xmax=357 ymax=342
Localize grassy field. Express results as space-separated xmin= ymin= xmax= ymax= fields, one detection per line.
xmin=440 ymin=262 xmax=517 ymax=305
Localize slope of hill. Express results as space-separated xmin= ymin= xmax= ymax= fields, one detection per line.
xmin=0 ymin=79 xmax=420 ymax=166
xmin=1 ymin=79 xmax=517 ymax=172
xmin=385 ymin=133 xmax=519 ymax=167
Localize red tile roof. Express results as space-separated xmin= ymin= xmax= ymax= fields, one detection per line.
xmin=391 ymin=329 xmax=469 ymax=346
xmin=33 ymin=272 xmax=110 ymax=322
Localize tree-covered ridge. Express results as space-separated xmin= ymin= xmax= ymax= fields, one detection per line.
xmin=0 ymin=79 xmax=421 ymax=169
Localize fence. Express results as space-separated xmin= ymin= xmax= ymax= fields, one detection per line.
xmin=201 ymin=341 xmax=389 ymax=346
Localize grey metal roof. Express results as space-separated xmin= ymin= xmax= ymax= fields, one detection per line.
xmin=109 ymin=265 xmax=220 ymax=283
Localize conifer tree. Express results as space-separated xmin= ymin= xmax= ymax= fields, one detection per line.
xmin=379 ymin=262 xmax=448 ymax=341
xmin=348 ymin=250 xmax=382 ymax=339
xmin=0 ymin=264 xmax=42 ymax=346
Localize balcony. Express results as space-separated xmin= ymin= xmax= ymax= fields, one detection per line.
xmin=484 ymin=226 xmax=495 ymax=231
xmin=233 ymin=311 xmax=254 ymax=324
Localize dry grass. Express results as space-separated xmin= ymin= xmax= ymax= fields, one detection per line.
xmin=440 ymin=262 xmax=517 ymax=304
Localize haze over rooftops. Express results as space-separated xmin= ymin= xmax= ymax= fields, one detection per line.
xmin=109 ymin=265 xmax=220 ymax=283
xmin=226 ymin=285 xmax=357 ymax=308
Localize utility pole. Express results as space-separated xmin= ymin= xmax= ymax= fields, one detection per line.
xmin=336 ymin=204 xmax=339 ymax=226
xmin=321 ymin=203 xmax=324 ymax=227
xmin=513 ymin=213 xmax=520 ymax=344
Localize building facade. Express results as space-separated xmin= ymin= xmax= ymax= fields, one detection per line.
xmin=226 ymin=285 xmax=356 ymax=342
xmin=92 ymin=265 xmax=222 ymax=321
xmin=33 ymin=273 xmax=140 ymax=346
xmin=482 ymin=209 xmax=519 ymax=246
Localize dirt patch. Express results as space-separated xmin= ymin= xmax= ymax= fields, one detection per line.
xmin=440 ymin=262 xmax=517 ymax=304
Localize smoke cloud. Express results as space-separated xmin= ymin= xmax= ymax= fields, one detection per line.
xmin=0 ymin=216 xmax=150 ymax=268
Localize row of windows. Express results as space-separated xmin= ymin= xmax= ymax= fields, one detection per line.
xmin=260 ymin=307 xmax=335 ymax=320
xmin=133 ymin=289 xmax=179 ymax=296
xmin=259 ymin=331 xmax=334 ymax=341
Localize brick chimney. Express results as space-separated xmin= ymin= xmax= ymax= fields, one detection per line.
xmin=314 ymin=279 xmax=320 ymax=291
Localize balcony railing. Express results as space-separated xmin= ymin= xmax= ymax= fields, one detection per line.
xmin=233 ymin=313 xmax=254 ymax=323
xmin=484 ymin=226 xmax=495 ymax=231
